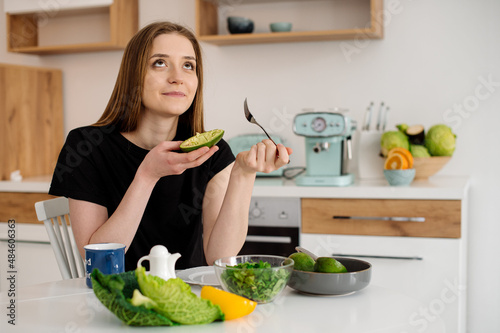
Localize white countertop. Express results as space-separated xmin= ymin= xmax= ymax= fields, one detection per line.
xmin=0 ymin=175 xmax=51 ymax=193
xmin=0 ymin=277 xmax=446 ymax=332
xmin=252 ymin=176 xmax=470 ymax=200
xmin=0 ymin=175 xmax=469 ymax=200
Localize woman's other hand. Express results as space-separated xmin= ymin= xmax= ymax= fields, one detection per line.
xmin=202 ymin=139 xmax=291 ymax=263
xmin=235 ymin=139 xmax=292 ymax=175
xmin=137 ymin=141 xmax=219 ymax=183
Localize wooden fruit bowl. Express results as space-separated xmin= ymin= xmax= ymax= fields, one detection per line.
xmin=413 ymin=156 xmax=451 ymax=179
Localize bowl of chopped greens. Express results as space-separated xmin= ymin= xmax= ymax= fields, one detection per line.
xmin=213 ymin=255 xmax=293 ymax=304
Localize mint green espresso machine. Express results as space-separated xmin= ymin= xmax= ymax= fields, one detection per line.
xmin=293 ymin=111 xmax=356 ymax=186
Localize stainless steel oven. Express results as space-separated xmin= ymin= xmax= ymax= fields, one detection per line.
xmin=238 ymin=197 xmax=300 ymax=257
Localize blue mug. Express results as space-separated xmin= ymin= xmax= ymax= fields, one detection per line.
xmin=84 ymin=243 xmax=125 ymax=288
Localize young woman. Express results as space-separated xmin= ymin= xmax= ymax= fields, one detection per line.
xmin=49 ymin=22 xmax=291 ymax=271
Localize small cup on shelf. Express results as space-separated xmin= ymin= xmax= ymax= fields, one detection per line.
xmin=270 ymin=22 xmax=292 ymax=32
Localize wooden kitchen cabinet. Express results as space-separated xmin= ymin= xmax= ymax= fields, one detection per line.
xmin=195 ymin=0 xmax=383 ymax=45
xmin=5 ymin=0 xmax=138 ymax=55
xmin=0 ymin=63 xmax=63 ymax=181
xmin=0 ymin=192 xmax=55 ymax=224
xmin=302 ymin=198 xmax=462 ymax=238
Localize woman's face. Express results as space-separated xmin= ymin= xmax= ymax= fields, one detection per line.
xmin=142 ymin=33 xmax=198 ymax=119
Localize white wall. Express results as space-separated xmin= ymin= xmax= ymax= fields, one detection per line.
xmin=1 ymin=0 xmax=499 ymax=331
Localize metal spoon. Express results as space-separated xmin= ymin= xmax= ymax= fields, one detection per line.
xmin=295 ymin=246 xmax=319 ymax=260
xmin=244 ymin=98 xmax=289 ymax=163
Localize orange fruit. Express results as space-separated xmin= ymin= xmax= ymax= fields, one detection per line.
xmin=387 ymin=147 xmax=414 ymax=169
xmin=384 ymin=153 xmax=409 ymax=170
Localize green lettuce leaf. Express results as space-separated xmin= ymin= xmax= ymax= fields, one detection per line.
xmin=136 ymin=266 xmax=224 ymax=324
xmin=91 ymin=269 xmax=177 ymax=326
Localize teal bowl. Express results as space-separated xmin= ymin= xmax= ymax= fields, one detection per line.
xmin=270 ymin=22 xmax=292 ymax=32
xmin=384 ymin=169 xmax=416 ymax=186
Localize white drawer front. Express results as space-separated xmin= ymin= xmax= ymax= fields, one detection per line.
xmin=300 ymin=233 xmax=466 ymax=333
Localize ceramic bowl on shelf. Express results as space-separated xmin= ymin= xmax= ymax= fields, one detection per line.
xmin=227 ymin=16 xmax=254 ymax=34
xmin=213 ymin=255 xmax=293 ymax=303
xmin=288 ymin=257 xmax=372 ymax=296
xmin=383 ymin=168 xmax=416 ymax=186
xmin=270 ymin=22 xmax=292 ymax=32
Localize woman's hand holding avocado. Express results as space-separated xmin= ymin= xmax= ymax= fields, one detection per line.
xmin=138 ymin=141 xmax=219 ymax=183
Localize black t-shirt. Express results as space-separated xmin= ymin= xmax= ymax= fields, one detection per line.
xmin=49 ymin=124 xmax=235 ymax=271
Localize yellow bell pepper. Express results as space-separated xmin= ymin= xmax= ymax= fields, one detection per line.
xmin=200 ymin=286 xmax=257 ymax=320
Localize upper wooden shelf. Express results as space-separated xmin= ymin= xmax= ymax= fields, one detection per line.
xmin=198 ymin=28 xmax=383 ymax=46
xmin=195 ymin=0 xmax=383 ymax=46
xmin=6 ymin=0 xmax=138 ymax=55
xmin=6 ymin=41 xmax=128 ymax=56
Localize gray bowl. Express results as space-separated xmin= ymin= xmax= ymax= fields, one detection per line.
xmin=287 ymin=257 xmax=371 ymax=295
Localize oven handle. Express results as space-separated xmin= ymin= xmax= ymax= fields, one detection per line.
xmin=332 ymin=253 xmax=423 ymax=260
xmin=245 ymin=235 xmax=292 ymax=244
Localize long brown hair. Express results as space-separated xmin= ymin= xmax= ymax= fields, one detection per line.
xmin=94 ymin=22 xmax=205 ymax=135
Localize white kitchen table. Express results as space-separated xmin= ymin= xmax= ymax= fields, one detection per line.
xmin=0 ymin=277 xmax=446 ymax=333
